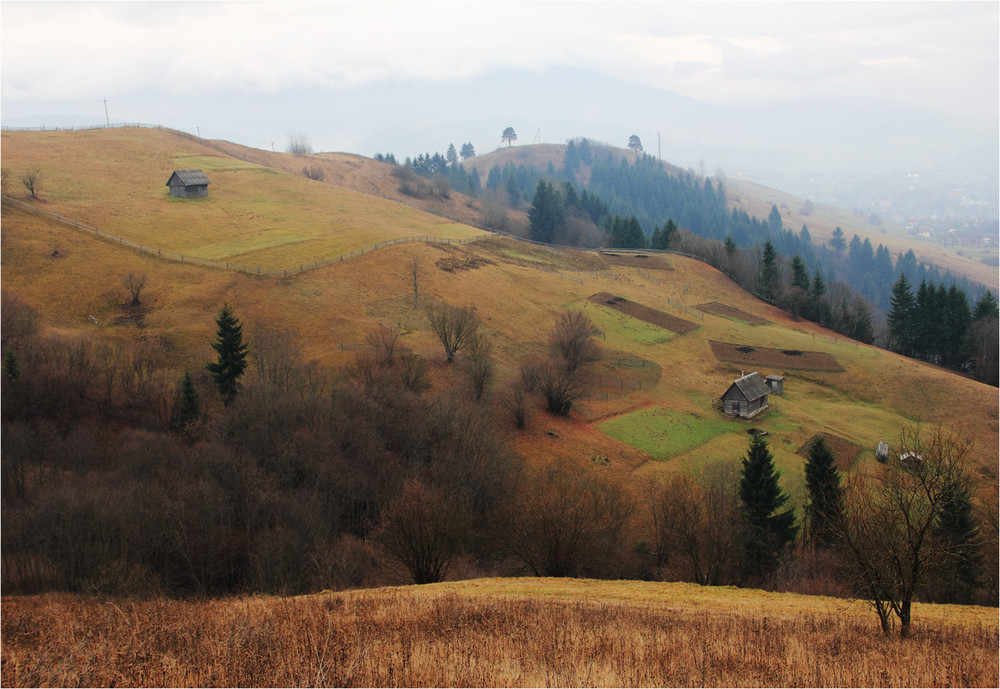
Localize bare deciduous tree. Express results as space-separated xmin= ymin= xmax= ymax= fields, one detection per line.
xmin=21 ymin=167 xmax=41 ymax=198
xmin=521 ymin=357 xmax=589 ymax=416
xmin=409 ymin=256 xmax=421 ymax=309
xmin=376 ymin=479 xmax=470 ymax=584
xmin=122 ymin=271 xmax=147 ymax=307
xmin=425 ymin=304 xmax=478 ymax=363
xmin=302 ymin=164 xmax=324 ymax=181
xmin=549 ymin=309 xmax=601 ymax=373
xmin=463 ymin=330 xmax=494 ymax=401
xmin=286 ymin=131 xmax=313 ymax=154
xmin=836 ymin=425 xmax=977 ymax=637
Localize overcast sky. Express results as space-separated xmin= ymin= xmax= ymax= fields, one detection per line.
xmin=3 ymin=0 xmax=998 ymax=123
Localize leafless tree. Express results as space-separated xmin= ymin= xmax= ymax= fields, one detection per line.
xmin=21 ymin=167 xmax=41 ymax=198
xmin=521 ymin=357 xmax=589 ymax=416
xmin=302 ymin=164 xmax=324 ymax=181
xmin=836 ymin=425 xmax=977 ymax=637
xmin=286 ymin=131 xmax=313 ymax=154
xmin=425 ymin=304 xmax=478 ymax=363
xmin=644 ymin=462 xmax=743 ymax=585
xmin=549 ymin=309 xmax=602 ymax=373
xmin=121 ymin=271 xmax=147 ymax=307
xmin=397 ymin=353 xmax=431 ymax=395
xmin=499 ymin=378 xmax=531 ymax=429
xmin=365 ymin=325 xmax=400 ymax=362
xmin=375 ymin=479 xmax=470 ymax=584
xmin=463 ymin=330 xmax=494 ymax=401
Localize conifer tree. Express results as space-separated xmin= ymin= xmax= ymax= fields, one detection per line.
xmin=759 ymin=240 xmax=778 ymax=301
xmin=175 ymin=370 xmax=201 ymax=429
xmin=739 ymin=435 xmax=798 ymax=579
xmin=932 ymin=481 xmax=981 ymax=604
xmin=888 ymin=274 xmax=915 ymax=356
xmin=528 ymin=180 xmax=565 ymax=244
xmin=804 ymin=436 xmax=844 ymax=549
xmin=206 ymin=303 xmax=248 ymax=405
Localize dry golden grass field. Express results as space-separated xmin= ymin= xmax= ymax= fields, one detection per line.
xmin=2 ymin=578 xmax=997 ymax=687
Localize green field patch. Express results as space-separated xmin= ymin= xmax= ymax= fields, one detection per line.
xmin=587 ymin=303 xmax=674 ymax=346
xmin=172 ymin=155 xmax=263 ymax=173
xmin=600 ymin=406 xmax=743 ymax=460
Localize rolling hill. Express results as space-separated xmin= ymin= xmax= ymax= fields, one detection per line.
xmin=2 ymin=126 xmax=996 ymax=489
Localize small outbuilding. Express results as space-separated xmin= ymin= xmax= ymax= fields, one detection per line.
xmin=721 ymin=371 xmax=770 ymax=419
xmin=765 ymin=374 xmax=784 ymax=394
xmin=166 ymin=169 xmax=211 ymax=198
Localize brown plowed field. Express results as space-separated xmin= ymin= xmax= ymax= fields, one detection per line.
xmin=598 ymin=252 xmax=673 ymax=270
xmin=796 ymin=432 xmax=866 ymax=471
xmin=709 ymin=341 xmax=843 ymax=371
xmin=696 ymin=301 xmax=769 ymax=326
xmin=590 ymin=293 xmax=698 ymax=334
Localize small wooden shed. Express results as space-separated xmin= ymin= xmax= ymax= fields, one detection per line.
xmin=166 ymin=169 xmax=211 ymax=197
xmin=765 ymin=374 xmax=784 ymax=394
xmin=721 ymin=371 xmax=770 ymax=419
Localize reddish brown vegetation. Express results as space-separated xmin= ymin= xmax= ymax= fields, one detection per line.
xmin=797 ymin=432 xmax=866 ymax=471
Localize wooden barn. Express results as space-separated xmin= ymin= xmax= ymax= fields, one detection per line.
xmin=721 ymin=371 xmax=770 ymax=418
xmin=166 ymin=169 xmax=211 ymax=198
xmin=765 ymin=374 xmax=784 ymax=394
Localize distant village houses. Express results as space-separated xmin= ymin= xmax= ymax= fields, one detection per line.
xmin=166 ymin=169 xmax=210 ymax=198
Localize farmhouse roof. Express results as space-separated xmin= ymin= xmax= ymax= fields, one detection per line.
xmin=166 ymin=169 xmax=211 ymax=187
xmin=765 ymin=374 xmax=785 ymax=382
xmin=729 ymin=371 xmax=770 ymax=401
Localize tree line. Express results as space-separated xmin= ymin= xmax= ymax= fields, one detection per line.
xmin=2 ymin=290 xmax=995 ymax=637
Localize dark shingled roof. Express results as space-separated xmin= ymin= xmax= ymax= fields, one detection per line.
xmin=166 ymin=169 xmax=211 ymax=187
xmin=729 ymin=371 xmax=770 ymax=401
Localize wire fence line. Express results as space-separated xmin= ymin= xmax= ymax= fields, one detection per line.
xmin=1 ymin=196 xmax=491 ymax=277
xmin=2 ymin=123 xmax=165 ymax=132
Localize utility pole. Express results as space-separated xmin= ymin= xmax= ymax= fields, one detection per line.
xmin=657 ymin=131 xmax=661 ymax=162
xmin=196 ymin=124 xmax=201 ymax=138
xmin=104 ymin=97 xmax=110 ymax=127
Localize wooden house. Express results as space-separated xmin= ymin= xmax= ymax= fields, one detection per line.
xmin=721 ymin=371 xmax=770 ymax=419
xmin=765 ymin=374 xmax=784 ymax=394
xmin=166 ymin=169 xmax=211 ymax=198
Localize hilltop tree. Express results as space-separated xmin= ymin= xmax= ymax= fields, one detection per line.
xmin=501 ymin=127 xmax=517 ymax=147
xmin=460 ymin=141 xmax=476 ymax=160
xmin=627 ymin=134 xmax=643 ymax=156
xmin=803 ymin=436 xmax=844 ymax=549
xmin=286 ymin=131 xmax=313 ymax=154
xmin=739 ymin=435 xmax=798 ymax=581
xmin=206 ymin=303 xmax=249 ymax=405
xmin=445 ymin=143 xmax=458 ymax=166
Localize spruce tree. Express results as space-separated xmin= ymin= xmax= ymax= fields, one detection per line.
xmin=887 ymin=274 xmax=915 ymax=356
xmin=528 ymin=180 xmax=565 ymax=244
xmin=206 ymin=303 xmax=248 ymax=406
xmin=804 ymin=436 xmax=844 ymax=549
xmin=739 ymin=435 xmax=798 ymax=580
xmin=932 ymin=481 xmax=981 ymax=604
xmin=759 ymin=240 xmax=778 ymax=301
xmin=176 ymin=370 xmax=201 ymax=428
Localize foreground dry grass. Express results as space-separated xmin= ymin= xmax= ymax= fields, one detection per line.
xmin=2 ymin=579 xmax=996 ymax=687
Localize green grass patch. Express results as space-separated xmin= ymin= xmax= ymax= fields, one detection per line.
xmin=600 ymin=407 xmax=743 ymax=460
xmin=586 ymin=303 xmax=674 ymax=347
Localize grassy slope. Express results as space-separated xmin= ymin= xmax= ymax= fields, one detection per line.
xmin=2 ymin=129 xmax=997 ymax=494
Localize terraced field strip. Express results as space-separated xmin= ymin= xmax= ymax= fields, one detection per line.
xmin=695 ymin=301 xmax=769 ymax=326
xmin=597 ymin=252 xmax=673 ymax=270
xmin=710 ymin=340 xmax=844 ymax=371
xmin=589 ymin=292 xmax=698 ymax=334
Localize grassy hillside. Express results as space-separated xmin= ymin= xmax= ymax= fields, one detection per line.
xmin=2 ymin=131 xmax=996 ymax=490
xmin=1 ymin=128 xmax=483 ymax=271
xmin=3 ymin=579 xmax=996 ymax=687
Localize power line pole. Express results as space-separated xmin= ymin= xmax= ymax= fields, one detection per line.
xmin=657 ymin=131 xmax=661 ymax=162
xmin=104 ymin=97 xmax=110 ymax=127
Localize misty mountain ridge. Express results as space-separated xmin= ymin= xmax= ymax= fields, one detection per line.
xmin=4 ymin=66 xmax=996 ymax=221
